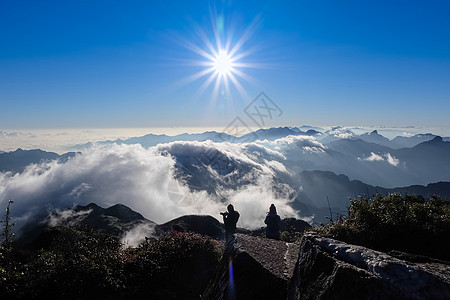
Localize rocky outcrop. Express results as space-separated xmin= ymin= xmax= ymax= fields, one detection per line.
xmin=203 ymin=233 xmax=299 ymax=299
xmin=155 ymin=215 xmax=225 ymax=239
xmin=289 ymin=234 xmax=450 ymax=299
xmin=204 ymin=233 xmax=450 ymax=299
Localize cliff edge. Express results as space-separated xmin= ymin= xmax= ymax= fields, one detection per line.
xmin=204 ymin=233 xmax=450 ymax=299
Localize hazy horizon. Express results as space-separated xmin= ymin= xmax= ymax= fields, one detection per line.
xmin=1 ymin=124 xmax=450 ymax=154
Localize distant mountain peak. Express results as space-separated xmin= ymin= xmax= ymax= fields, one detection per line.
xmin=429 ymin=136 xmax=443 ymax=143
xmin=357 ymin=130 xmax=390 ymax=147
xmin=417 ymin=133 xmax=435 ymax=137
xmin=306 ymin=129 xmax=321 ymax=136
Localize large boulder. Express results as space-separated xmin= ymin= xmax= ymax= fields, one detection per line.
xmin=154 ymin=215 xmax=225 ymax=239
xmin=203 ymin=233 xmax=299 ymax=299
xmin=288 ymin=234 xmax=450 ymax=299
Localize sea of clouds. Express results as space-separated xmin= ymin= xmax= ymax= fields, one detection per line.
xmin=0 ymin=142 xmax=299 ymax=238
xmin=2 ymin=125 xmax=448 ymax=243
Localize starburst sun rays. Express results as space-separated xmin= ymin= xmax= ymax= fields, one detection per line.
xmin=174 ymin=12 xmax=263 ymax=105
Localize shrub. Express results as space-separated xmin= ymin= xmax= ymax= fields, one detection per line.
xmin=16 ymin=226 xmax=124 ymax=299
xmin=122 ymin=232 xmax=221 ymax=299
xmin=0 ymin=227 xmax=221 ymax=299
xmin=316 ymin=194 xmax=450 ymax=261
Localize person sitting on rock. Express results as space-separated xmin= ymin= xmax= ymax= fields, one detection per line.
xmin=265 ymin=204 xmax=281 ymax=240
xmin=221 ymin=204 xmax=240 ymax=242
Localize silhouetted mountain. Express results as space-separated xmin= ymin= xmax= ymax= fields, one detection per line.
xmin=394 ymin=136 xmax=450 ymax=184
xmin=155 ymin=215 xmax=225 ymax=239
xmin=359 ymin=130 xmax=391 ymax=147
xmin=0 ymin=148 xmax=76 ymax=173
xmin=354 ymin=131 xmax=450 ymax=149
xmin=75 ymin=203 xmax=151 ymax=227
xmin=326 ymin=138 xmax=394 ymax=159
xmin=391 ymin=133 xmax=437 ymax=148
xmin=305 ymin=129 xmax=322 ymax=136
xmin=242 ymin=126 xmax=305 ymax=141
xmin=390 ymin=181 xmax=450 ymax=198
xmin=71 ymin=127 xmax=326 ymax=150
xmin=323 ymin=129 xmax=449 ymax=150
xmin=18 ymin=203 xmax=155 ymax=246
xmin=73 ymin=131 xmax=235 ymax=149
xmin=292 ymin=170 xmax=450 ymax=224
xmin=322 ymin=136 xmax=450 ymax=187
xmin=70 ymin=127 xmax=450 ymax=153
xmin=125 ymin=131 xmax=237 ymax=147
xmin=298 ymin=125 xmax=325 ymax=132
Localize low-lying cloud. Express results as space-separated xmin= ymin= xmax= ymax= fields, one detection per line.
xmin=361 ymin=152 xmax=400 ymax=166
xmin=45 ymin=207 xmax=93 ymax=227
xmin=364 ymin=152 xmax=384 ymax=162
xmin=121 ymin=222 xmax=156 ymax=247
xmin=0 ymin=142 xmax=299 ymax=238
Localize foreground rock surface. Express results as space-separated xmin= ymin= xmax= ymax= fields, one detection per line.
xmin=204 ymin=233 xmax=450 ymax=299
xmin=289 ymin=234 xmax=450 ymax=299
xmin=203 ymin=233 xmax=299 ymax=299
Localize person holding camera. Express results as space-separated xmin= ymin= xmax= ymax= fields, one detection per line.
xmin=221 ymin=204 xmax=240 ymax=243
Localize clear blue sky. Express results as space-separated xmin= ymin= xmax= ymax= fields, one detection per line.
xmin=1 ymin=0 xmax=449 ymax=129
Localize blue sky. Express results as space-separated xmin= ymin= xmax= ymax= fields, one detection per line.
xmin=1 ymin=0 xmax=449 ymax=129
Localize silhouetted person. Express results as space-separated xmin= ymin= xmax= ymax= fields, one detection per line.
xmin=221 ymin=204 xmax=239 ymax=243
xmin=265 ymin=204 xmax=281 ymax=240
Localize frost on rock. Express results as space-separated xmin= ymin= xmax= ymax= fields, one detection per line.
xmin=305 ymin=233 xmax=450 ymax=299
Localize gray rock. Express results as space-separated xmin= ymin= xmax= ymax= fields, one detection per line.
xmin=203 ymin=233 xmax=299 ymax=299
xmin=288 ymin=234 xmax=450 ymax=299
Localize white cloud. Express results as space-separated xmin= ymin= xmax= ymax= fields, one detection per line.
xmin=271 ymin=135 xmax=327 ymax=149
xmin=264 ymin=159 xmax=288 ymax=173
xmin=69 ymin=183 xmax=92 ymax=199
xmin=385 ymin=153 xmax=400 ymax=166
xmin=361 ymin=152 xmax=400 ymax=166
xmin=224 ymin=177 xmax=298 ymax=229
xmin=327 ymin=127 xmax=355 ymax=139
xmin=121 ymin=222 xmax=156 ymax=248
xmin=45 ymin=207 xmax=93 ymax=227
xmin=257 ymin=135 xmax=327 ymax=155
xmin=364 ymin=152 xmax=384 ymax=161
xmin=401 ymin=132 xmax=415 ymax=137
xmin=0 ymin=142 xmax=299 ymax=237
xmin=302 ymin=146 xmax=325 ymax=154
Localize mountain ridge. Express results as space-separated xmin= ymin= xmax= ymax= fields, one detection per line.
xmin=0 ymin=148 xmax=76 ymax=173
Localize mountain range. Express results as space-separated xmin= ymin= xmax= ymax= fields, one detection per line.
xmin=0 ymin=148 xmax=76 ymax=173
xmin=71 ymin=127 xmax=448 ymax=150
xmin=358 ymin=130 xmax=444 ymax=149
xmin=1 ymin=126 xmax=450 ymax=226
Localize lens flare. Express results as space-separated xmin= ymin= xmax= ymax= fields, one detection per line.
xmin=228 ymin=257 xmax=236 ymax=299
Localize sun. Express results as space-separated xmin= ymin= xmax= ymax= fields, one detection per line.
xmin=174 ymin=11 xmax=262 ymax=103
xmin=213 ymin=50 xmax=234 ymax=76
